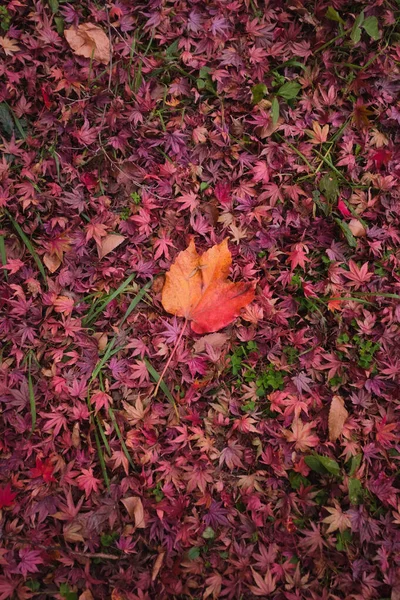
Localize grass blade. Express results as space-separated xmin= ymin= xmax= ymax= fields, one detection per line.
xmin=145 ymin=358 xmax=178 ymax=418
xmin=83 ymin=273 xmax=135 ymax=326
xmin=5 ymin=210 xmax=47 ymax=285
xmin=0 ymin=235 xmax=7 ymax=280
xmin=109 ymin=407 xmax=136 ymax=471
xmin=28 ymin=354 xmax=36 ymax=433
xmin=90 ymin=281 xmax=152 ymax=383
xmin=120 ymin=279 xmax=152 ymax=326
xmin=94 ymin=428 xmax=110 ymax=489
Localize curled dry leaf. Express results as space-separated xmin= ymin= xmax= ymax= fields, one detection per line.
xmin=121 ymin=496 xmax=146 ymax=529
xmin=328 ymin=395 xmax=349 ymax=442
xmin=161 ymin=238 xmax=256 ymax=334
xmin=65 ymin=23 xmax=110 ymax=65
xmin=97 ymin=234 xmax=126 ymax=259
xmin=93 ymin=332 xmax=108 ymax=353
xmin=151 ymin=551 xmax=165 ymax=582
xmin=348 ymin=218 xmax=366 ymax=237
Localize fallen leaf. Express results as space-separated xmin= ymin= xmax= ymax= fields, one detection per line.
xmin=151 ymin=551 xmax=165 ymax=581
xmin=193 ymin=332 xmax=229 ymax=354
xmin=79 ymin=591 xmax=94 ymax=600
xmin=43 ymin=252 xmax=62 ymax=273
xmin=111 ymin=591 xmax=126 ymax=600
xmin=97 ymin=234 xmax=126 ymax=259
xmin=0 ymin=36 xmax=20 ymax=55
xmin=65 ymin=23 xmax=110 ymax=65
xmin=328 ymin=395 xmax=349 ymax=442
xmin=93 ymin=332 xmax=108 ymax=352
xmin=63 ymin=521 xmax=85 ymax=543
xmin=348 ymin=218 xmax=366 ymax=237
xmin=71 ymin=423 xmax=81 ymax=449
xmin=322 ymin=501 xmax=351 ymax=533
xmin=121 ymin=496 xmax=146 ymax=528
xmin=161 ymin=239 xmax=256 ymax=334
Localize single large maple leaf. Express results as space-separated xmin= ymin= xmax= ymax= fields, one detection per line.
xmin=161 ymin=239 xmax=255 ymax=334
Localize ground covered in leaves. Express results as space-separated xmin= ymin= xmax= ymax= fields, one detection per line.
xmin=1 ymin=1 xmax=400 ymax=598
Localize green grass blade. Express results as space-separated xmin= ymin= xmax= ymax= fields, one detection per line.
xmin=120 ymin=279 xmax=152 ymax=326
xmin=94 ymin=428 xmax=110 ymax=489
xmin=90 ymin=338 xmax=117 ymax=383
xmin=83 ymin=273 xmax=135 ymax=326
xmin=0 ymin=235 xmax=7 ymax=280
xmin=28 ymin=355 xmax=36 ymax=433
xmin=95 ymin=415 xmax=112 ymax=455
xmin=5 ymin=210 xmax=47 ymax=285
xmin=144 ymin=358 xmax=177 ymax=408
xmin=108 ymin=408 xmax=136 ymax=471
xmin=89 ymin=280 xmax=152 ymax=384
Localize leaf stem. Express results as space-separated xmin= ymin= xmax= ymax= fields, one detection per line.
xmin=153 ymin=320 xmax=187 ymax=398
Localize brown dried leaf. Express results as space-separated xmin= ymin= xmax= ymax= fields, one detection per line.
xmin=79 ymin=591 xmax=94 ymax=600
xmin=151 ymin=551 xmax=165 ymax=581
xmin=121 ymin=496 xmax=146 ymax=528
xmin=93 ymin=332 xmax=108 ymax=352
xmin=97 ymin=234 xmax=126 ymax=259
xmin=71 ymin=423 xmax=81 ymax=449
xmin=43 ymin=252 xmax=62 ymax=273
xmin=63 ymin=521 xmax=85 ymax=543
xmin=348 ymin=218 xmax=366 ymax=237
xmin=65 ymin=23 xmax=110 ymax=65
xmin=328 ymin=395 xmax=349 ymax=442
xmin=193 ymin=332 xmax=229 ymax=354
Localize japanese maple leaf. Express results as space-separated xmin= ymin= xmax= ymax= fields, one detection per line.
xmin=322 ymin=501 xmax=351 ymax=533
xmin=372 ymin=148 xmax=392 ymax=169
xmin=287 ymin=243 xmax=310 ymax=271
xmin=249 ymin=569 xmax=277 ymax=596
xmin=73 ymin=119 xmax=100 ymax=145
xmin=284 ymin=419 xmax=319 ymax=452
xmin=343 ymin=260 xmax=373 ymax=289
xmin=30 ymin=457 xmax=56 ymax=483
xmin=161 ymin=239 xmax=255 ymax=334
xmin=0 ymin=484 xmax=17 ymax=509
xmin=17 ymin=548 xmax=44 ymax=577
xmin=204 ymin=573 xmax=222 ymax=599
xmin=77 ymin=467 xmax=102 ymax=498
xmin=306 ymin=121 xmax=329 ymax=144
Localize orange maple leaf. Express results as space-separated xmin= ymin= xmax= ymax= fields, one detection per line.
xmin=161 ymin=239 xmax=255 ymax=334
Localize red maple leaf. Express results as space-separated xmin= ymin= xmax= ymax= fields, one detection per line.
xmin=30 ymin=457 xmax=56 ymax=483
xmin=0 ymin=484 xmax=17 ymax=509
xmin=343 ymin=260 xmax=373 ymax=289
xmin=372 ymin=148 xmax=392 ymax=169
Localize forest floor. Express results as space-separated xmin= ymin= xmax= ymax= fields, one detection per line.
xmin=1 ymin=1 xmax=400 ymax=599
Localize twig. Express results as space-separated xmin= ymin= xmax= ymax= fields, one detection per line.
xmin=0 ymin=535 xmax=119 ymax=560
xmin=153 ymin=320 xmax=187 ymax=398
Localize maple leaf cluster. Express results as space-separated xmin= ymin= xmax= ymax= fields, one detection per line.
xmin=0 ymin=0 xmax=400 ymax=598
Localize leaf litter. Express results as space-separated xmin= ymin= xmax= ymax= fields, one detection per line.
xmin=0 ymin=1 xmax=399 ymax=598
